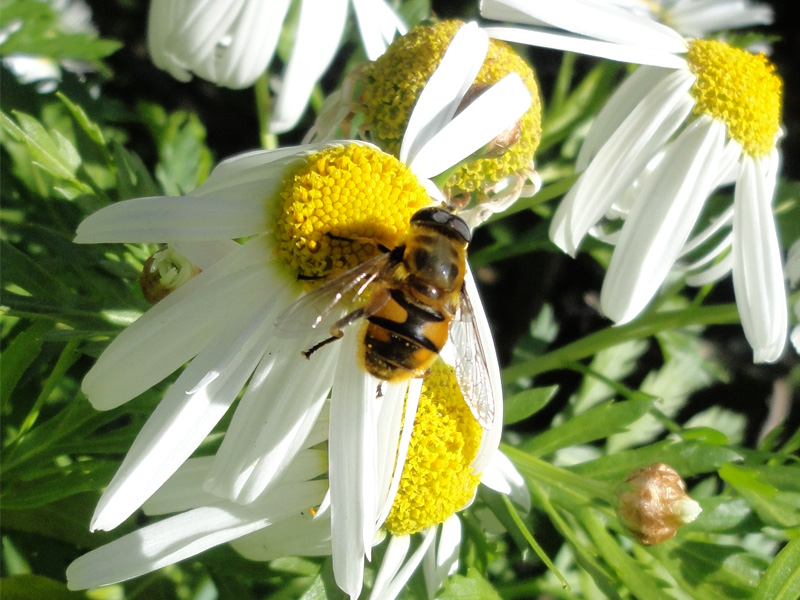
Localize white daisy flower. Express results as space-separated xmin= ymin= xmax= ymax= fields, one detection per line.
xmin=480 ymin=0 xmax=787 ymax=363
xmin=304 ymin=19 xmax=544 ymax=214
xmin=66 ymin=367 xmax=529 ymax=600
xmin=147 ymin=0 xmax=407 ymax=133
xmin=73 ymin=22 xmax=532 ymax=597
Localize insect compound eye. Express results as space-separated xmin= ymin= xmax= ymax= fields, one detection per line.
xmin=410 ymin=207 xmax=471 ymax=243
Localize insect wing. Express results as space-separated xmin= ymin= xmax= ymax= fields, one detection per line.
xmin=274 ymin=253 xmax=390 ymax=337
xmin=450 ymin=286 xmax=496 ymax=430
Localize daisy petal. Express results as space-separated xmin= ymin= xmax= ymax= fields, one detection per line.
xmin=480 ymin=0 xmax=687 ymax=53
xmin=329 ymin=330 xmax=379 ymax=598
xmin=229 ymin=512 xmax=332 ymax=561
xmin=601 ymin=116 xmax=727 ymax=323
xmin=269 ymin=0 xmax=349 ymax=133
xmin=732 ymin=154 xmax=787 ymax=363
xmin=351 ymin=0 xmax=406 ymax=60
xmin=372 ymin=527 xmax=436 ymax=600
xmin=483 ymin=27 xmax=687 ymax=68
xmin=424 ymin=515 xmax=461 ymax=598
xmin=81 ymin=239 xmax=272 ymax=409
xmin=67 ymin=480 xmax=327 ymax=590
xmin=550 ymin=70 xmax=695 ymax=255
xmin=89 ymin=302 xmax=277 ymax=532
xmin=410 ymin=73 xmax=532 ymax=179
xmin=400 ymin=22 xmax=489 ymax=165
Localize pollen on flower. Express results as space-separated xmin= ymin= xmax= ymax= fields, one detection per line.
xmin=362 ymin=20 xmax=542 ymax=195
xmin=687 ymin=39 xmax=782 ymax=157
xmin=383 ymin=361 xmax=483 ymax=536
xmin=274 ymin=143 xmax=431 ymax=281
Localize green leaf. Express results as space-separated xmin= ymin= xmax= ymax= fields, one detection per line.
xmin=56 ymin=93 xmax=107 ymax=151
xmin=3 ymin=110 xmax=80 ymax=181
xmin=582 ymin=509 xmax=672 ymax=600
xmin=298 ymin=558 xmax=347 ymax=600
xmin=648 ymin=541 xmax=766 ymax=600
xmin=752 ymin=537 xmax=800 ymax=600
xmin=520 ymin=398 xmax=654 ymax=457
xmin=0 ymin=574 xmax=87 ymax=600
xmin=0 ymin=320 xmax=53 ymax=414
xmin=569 ymin=440 xmax=743 ymax=481
xmin=1 ymin=460 xmax=119 ymax=509
xmin=438 ymin=568 xmax=502 ymax=600
xmin=504 ymin=385 xmax=557 ymax=425
xmin=681 ymin=497 xmax=755 ymax=534
xmin=719 ymin=464 xmax=800 ymax=528
xmin=112 ymin=142 xmax=160 ymax=200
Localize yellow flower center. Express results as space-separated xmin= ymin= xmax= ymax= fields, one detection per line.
xmin=273 ymin=143 xmax=431 ymax=281
xmin=687 ymin=39 xmax=782 ymax=157
xmin=384 ymin=361 xmax=483 ymax=536
xmin=362 ymin=20 xmax=542 ymax=195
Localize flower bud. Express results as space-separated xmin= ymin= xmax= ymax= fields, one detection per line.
xmin=139 ymin=245 xmax=200 ymax=303
xmin=616 ymin=463 xmax=701 ymax=545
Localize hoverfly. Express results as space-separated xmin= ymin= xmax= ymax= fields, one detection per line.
xmin=276 ymin=205 xmax=495 ymax=429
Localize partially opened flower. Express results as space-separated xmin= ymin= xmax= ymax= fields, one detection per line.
xmin=147 ymin=0 xmax=407 ymax=133
xmin=307 ymin=19 xmax=543 ymax=214
xmin=481 ymin=0 xmax=787 ymax=363
xmin=73 ymin=22 xmax=534 ymax=598
xmin=67 ymin=361 xmax=529 ymax=600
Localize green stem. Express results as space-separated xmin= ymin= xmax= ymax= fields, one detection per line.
xmin=485 ymin=174 xmax=577 ymax=224
xmin=502 ymin=303 xmax=740 ymax=382
xmin=254 ymin=73 xmax=278 ymax=150
xmin=15 ymin=340 xmax=80 ymax=439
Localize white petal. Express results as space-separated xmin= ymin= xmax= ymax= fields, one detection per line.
xmin=371 ymin=534 xmax=411 ymax=600
xmin=410 ymin=73 xmax=532 ymax=180
xmin=577 ymin=66 xmax=669 ymax=171
xmin=89 ymin=302 xmax=277 ymax=532
xmin=732 ymin=154 xmax=787 ymax=363
xmin=550 ymin=70 xmax=694 ymax=255
xmin=230 ymin=512 xmax=332 ymax=560
xmin=371 ymin=528 xmax=437 ymax=600
xmin=374 ymin=379 xmax=421 ymax=528
xmin=66 ymin=480 xmax=327 ymax=590
xmin=400 ymin=22 xmax=488 ymax=165
xmin=601 ymin=116 xmax=727 ymax=324
xmin=329 ymin=330 xmax=380 ymax=598
xmin=81 ymin=238 xmax=273 ymax=409
xmin=483 ymin=27 xmax=687 ymax=68
xmin=480 ymin=0 xmax=688 ymax=53
xmin=204 ymin=322 xmax=336 ymax=502
xmin=74 ymin=194 xmax=268 ymax=243
xmin=171 ymin=240 xmax=238 ymax=269
xmin=424 ymin=515 xmax=461 ymax=598
xmin=269 ymin=0 xmax=349 ymax=133
xmin=351 ymin=0 xmax=405 ymax=60
xmin=480 ymin=452 xmax=531 ymax=511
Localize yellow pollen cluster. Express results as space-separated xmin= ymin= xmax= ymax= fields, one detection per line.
xmin=384 ymin=361 xmax=483 ymax=536
xmin=687 ymin=39 xmax=782 ymax=157
xmin=362 ymin=20 xmax=542 ymax=194
xmin=274 ymin=143 xmax=431 ymax=280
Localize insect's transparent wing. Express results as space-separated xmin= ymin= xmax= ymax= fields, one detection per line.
xmin=450 ymin=286 xmax=496 ymax=430
xmin=274 ymin=253 xmax=389 ymax=338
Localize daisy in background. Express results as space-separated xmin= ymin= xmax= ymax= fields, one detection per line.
xmin=147 ymin=0 xmax=407 ymax=133
xmin=66 ymin=361 xmax=530 ymax=599
xmin=305 ymin=19 xmax=543 ymax=218
xmin=72 ymin=22 xmax=537 ymax=597
xmin=480 ymin=0 xmax=788 ymax=363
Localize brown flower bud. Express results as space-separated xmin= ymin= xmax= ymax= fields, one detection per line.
xmin=616 ymin=463 xmax=701 ymax=545
xmin=456 ymin=84 xmax=522 ymax=158
xmin=139 ymin=245 xmax=201 ymax=303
